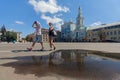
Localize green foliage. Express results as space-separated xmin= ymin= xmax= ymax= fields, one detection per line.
xmin=25 ymin=34 xmax=33 ymax=42
xmin=0 ymin=25 xmax=18 ymax=42
xmin=6 ymin=31 xmax=17 ymax=42
xmin=1 ymin=25 xmax=7 ymax=41
xmin=1 ymin=25 xmax=6 ymax=34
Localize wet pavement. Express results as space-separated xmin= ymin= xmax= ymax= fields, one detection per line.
xmin=1 ymin=49 xmax=120 ymax=80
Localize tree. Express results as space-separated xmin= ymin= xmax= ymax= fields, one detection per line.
xmin=1 ymin=25 xmax=6 ymax=34
xmin=1 ymin=25 xmax=7 ymax=41
xmin=6 ymin=31 xmax=17 ymax=42
xmin=25 ymin=34 xmax=34 ymax=42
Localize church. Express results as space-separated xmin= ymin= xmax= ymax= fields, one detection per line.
xmin=61 ymin=6 xmax=86 ymax=42
xmin=74 ymin=6 xmax=86 ymax=41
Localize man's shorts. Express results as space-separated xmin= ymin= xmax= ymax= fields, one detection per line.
xmin=33 ymin=35 xmax=42 ymax=43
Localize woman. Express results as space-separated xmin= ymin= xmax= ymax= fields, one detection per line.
xmin=48 ymin=22 xmax=56 ymax=51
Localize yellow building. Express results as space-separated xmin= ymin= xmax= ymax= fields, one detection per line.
xmin=87 ymin=22 xmax=120 ymax=42
xmin=41 ymin=28 xmax=49 ymax=42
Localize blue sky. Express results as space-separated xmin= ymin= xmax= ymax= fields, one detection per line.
xmin=0 ymin=0 xmax=120 ymax=37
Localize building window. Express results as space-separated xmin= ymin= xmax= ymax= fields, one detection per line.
xmin=114 ymin=31 xmax=117 ymax=35
xmin=93 ymin=33 xmax=94 ymax=36
xmin=114 ymin=37 xmax=116 ymax=40
xmin=110 ymin=32 xmax=113 ymax=35
xmin=89 ymin=34 xmax=90 ymax=37
xmin=76 ymin=32 xmax=79 ymax=38
xmin=119 ymin=31 xmax=120 ymax=35
xmin=107 ymin=32 xmax=109 ymax=35
xmin=103 ymin=32 xmax=105 ymax=35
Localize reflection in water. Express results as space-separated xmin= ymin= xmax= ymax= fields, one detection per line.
xmin=1 ymin=50 xmax=120 ymax=80
xmin=31 ymin=56 xmax=43 ymax=65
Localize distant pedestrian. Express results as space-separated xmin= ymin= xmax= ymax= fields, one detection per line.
xmin=48 ymin=22 xmax=56 ymax=51
xmin=27 ymin=21 xmax=44 ymax=51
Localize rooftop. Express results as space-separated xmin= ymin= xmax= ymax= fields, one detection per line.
xmin=87 ymin=21 xmax=120 ymax=30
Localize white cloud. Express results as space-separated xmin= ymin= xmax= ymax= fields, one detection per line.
xmin=41 ymin=14 xmax=63 ymax=30
xmin=87 ymin=21 xmax=103 ymax=30
xmin=54 ymin=22 xmax=63 ymax=30
xmin=28 ymin=0 xmax=69 ymax=30
xmin=41 ymin=14 xmax=63 ymax=24
xmin=28 ymin=0 xmax=69 ymax=14
xmin=15 ymin=21 xmax=24 ymax=25
xmin=90 ymin=21 xmax=102 ymax=26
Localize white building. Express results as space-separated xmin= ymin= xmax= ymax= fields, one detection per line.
xmin=16 ymin=32 xmax=22 ymax=42
xmin=61 ymin=21 xmax=76 ymax=42
xmin=61 ymin=6 xmax=86 ymax=42
xmin=74 ymin=7 xmax=86 ymax=41
xmin=87 ymin=22 xmax=120 ymax=42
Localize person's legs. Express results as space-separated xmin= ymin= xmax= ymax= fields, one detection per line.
xmin=27 ymin=35 xmax=37 ymax=51
xmin=51 ymin=37 xmax=56 ymax=50
xmin=41 ymin=42 xmax=44 ymax=49
xmin=31 ymin=42 xmax=36 ymax=48
xmin=40 ymin=42 xmax=44 ymax=51
xmin=49 ymin=36 xmax=52 ymax=50
xmin=49 ymin=36 xmax=55 ymax=50
xmin=27 ymin=42 xmax=36 ymax=51
xmin=38 ymin=35 xmax=44 ymax=50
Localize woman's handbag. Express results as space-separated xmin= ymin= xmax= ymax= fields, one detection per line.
xmin=52 ymin=29 xmax=57 ymax=36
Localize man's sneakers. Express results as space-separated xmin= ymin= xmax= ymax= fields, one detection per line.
xmin=40 ymin=48 xmax=44 ymax=51
xmin=27 ymin=48 xmax=44 ymax=51
xmin=27 ymin=48 xmax=32 ymax=51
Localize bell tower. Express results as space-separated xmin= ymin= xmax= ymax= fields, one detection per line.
xmin=76 ymin=6 xmax=84 ymax=29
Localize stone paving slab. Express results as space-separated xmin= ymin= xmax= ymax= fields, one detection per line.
xmin=0 ymin=42 xmax=120 ymax=53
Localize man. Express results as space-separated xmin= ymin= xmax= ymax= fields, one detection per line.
xmin=27 ymin=21 xmax=44 ymax=51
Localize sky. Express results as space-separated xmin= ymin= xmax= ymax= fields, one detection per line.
xmin=1 ymin=0 xmax=120 ymax=37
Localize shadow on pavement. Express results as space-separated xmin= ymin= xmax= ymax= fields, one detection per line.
xmin=12 ymin=49 xmax=49 ymax=53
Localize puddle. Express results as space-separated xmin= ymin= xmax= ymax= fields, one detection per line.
xmin=1 ymin=49 xmax=120 ymax=80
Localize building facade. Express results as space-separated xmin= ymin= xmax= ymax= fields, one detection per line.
xmin=87 ymin=22 xmax=120 ymax=42
xmin=41 ymin=28 xmax=49 ymax=42
xmin=54 ymin=30 xmax=61 ymax=42
xmin=61 ymin=21 xmax=76 ymax=42
xmin=61 ymin=6 xmax=86 ymax=42
xmin=16 ymin=32 xmax=22 ymax=42
xmin=42 ymin=28 xmax=61 ymax=42
xmin=74 ymin=7 xmax=86 ymax=41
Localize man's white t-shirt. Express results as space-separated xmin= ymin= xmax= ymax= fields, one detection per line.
xmin=33 ymin=21 xmax=42 ymax=35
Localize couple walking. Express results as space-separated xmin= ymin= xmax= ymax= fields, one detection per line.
xmin=27 ymin=21 xmax=56 ymax=51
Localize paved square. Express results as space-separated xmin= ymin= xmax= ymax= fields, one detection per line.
xmin=0 ymin=42 xmax=120 ymax=80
